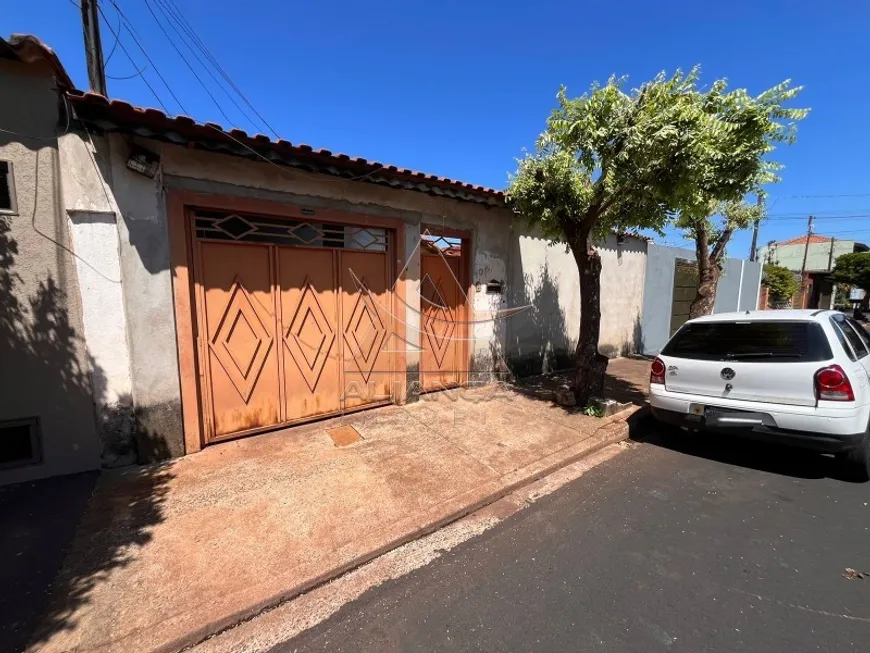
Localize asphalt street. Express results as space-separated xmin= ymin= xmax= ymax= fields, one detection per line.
xmin=272 ymin=421 xmax=870 ymax=652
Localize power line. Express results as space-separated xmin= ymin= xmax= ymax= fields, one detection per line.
xmin=141 ymin=0 xmax=238 ymax=126
xmin=768 ymin=193 xmax=870 ymax=199
xmin=106 ymin=55 xmax=148 ymax=81
xmin=157 ymin=0 xmax=281 ymax=138
xmin=83 ymin=4 xmax=454 ymax=193
xmin=87 ymin=3 xmax=375 ymax=187
xmin=822 ymin=228 xmax=870 ymax=236
xmin=100 ymin=0 xmax=121 ymax=65
xmin=93 ymin=5 xmax=171 ymax=113
xmin=147 ymin=0 xmax=262 ymax=133
xmin=765 ymin=209 xmax=870 ymax=218
xmin=102 ymin=0 xmax=189 ymax=114
xmin=765 ymin=214 xmax=870 ymax=222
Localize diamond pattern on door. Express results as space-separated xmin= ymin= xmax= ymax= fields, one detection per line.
xmin=422 ymin=275 xmax=455 ymax=367
xmin=284 ymin=278 xmax=336 ymax=392
xmin=210 ymin=277 xmax=274 ymax=403
xmin=344 ymin=283 xmax=387 ymax=383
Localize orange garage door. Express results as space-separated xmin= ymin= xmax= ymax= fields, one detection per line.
xmin=192 ymin=210 xmax=394 ymax=443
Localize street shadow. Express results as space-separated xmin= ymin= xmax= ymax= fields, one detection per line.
xmin=507 ymin=361 xmax=649 ymax=411
xmin=0 ymin=216 xmax=173 ymax=651
xmin=25 ymin=459 xmax=173 ymax=651
xmin=633 ymin=415 xmax=854 ymax=483
xmin=0 ymin=472 xmax=97 ymax=653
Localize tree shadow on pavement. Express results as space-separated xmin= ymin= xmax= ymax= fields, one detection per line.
xmin=0 ymin=215 xmax=174 ymax=652
xmin=23 ymin=460 xmax=173 ymax=652
xmin=634 ymin=416 xmax=854 ymax=483
xmin=0 ymin=472 xmax=97 ymax=653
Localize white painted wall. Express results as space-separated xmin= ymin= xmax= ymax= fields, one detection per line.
xmin=58 ymin=133 xmax=133 ymax=405
xmin=506 ymin=231 xmax=648 ymax=374
xmin=66 ymin=211 xmax=131 ymax=403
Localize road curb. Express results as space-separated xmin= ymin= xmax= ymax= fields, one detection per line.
xmin=170 ymin=405 xmax=642 ymax=653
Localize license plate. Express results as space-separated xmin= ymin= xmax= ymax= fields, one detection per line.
xmin=689 ymin=403 xmax=705 ymax=416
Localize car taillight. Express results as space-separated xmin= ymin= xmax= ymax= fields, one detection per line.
xmin=650 ymin=357 xmax=666 ymax=385
xmin=814 ymin=364 xmax=854 ymax=401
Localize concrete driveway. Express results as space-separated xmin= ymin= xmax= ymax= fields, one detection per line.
xmin=27 ymin=358 xmax=649 ymax=653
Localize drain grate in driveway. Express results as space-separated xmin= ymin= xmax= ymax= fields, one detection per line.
xmin=327 ymin=425 xmax=363 ymax=447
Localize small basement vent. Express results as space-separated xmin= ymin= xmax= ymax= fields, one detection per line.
xmin=0 ymin=160 xmax=17 ymax=214
xmin=0 ymin=417 xmax=42 ymax=470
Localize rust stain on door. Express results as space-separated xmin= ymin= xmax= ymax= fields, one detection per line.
xmin=420 ymin=250 xmax=465 ymax=392
xmin=193 ymin=214 xmax=395 ymax=443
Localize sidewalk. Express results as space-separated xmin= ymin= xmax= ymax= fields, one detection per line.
xmin=28 ymin=358 xmax=649 ymax=653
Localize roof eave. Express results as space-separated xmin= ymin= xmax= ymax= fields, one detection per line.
xmin=1 ymin=34 xmax=74 ymax=88
xmin=65 ymin=91 xmax=506 ymax=208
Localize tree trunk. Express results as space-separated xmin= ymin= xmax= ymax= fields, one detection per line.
xmin=690 ymin=263 xmax=720 ymax=318
xmin=571 ymin=242 xmax=609 ymax=406
xmin=689 ymin=229 xmax=718 ymax=319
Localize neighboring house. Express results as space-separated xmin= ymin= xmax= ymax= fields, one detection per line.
xmin=757 ymin=235 xmax=869 ymax=309
xmin=0 ymin=34 xmax=651 ymax=483
xmin=0 ymin=36 xmax=102 ymax=483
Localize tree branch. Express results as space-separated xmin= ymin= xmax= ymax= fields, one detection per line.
xmin=710 ymin=228 xmax=733 ymax=262
xmin=583 ymin=87 xmax=649 ymax=229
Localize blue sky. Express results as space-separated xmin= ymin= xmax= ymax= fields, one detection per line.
xmin=6 ymin=0 xmax=870 ymax=256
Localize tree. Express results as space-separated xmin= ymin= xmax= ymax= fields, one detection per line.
xmin=675 ymin=80 xmax=807 ymax=318
xmin=682 ymin=200 xmax=764 ymax=318
xmin=507 ymin=69 xmax=806 ymax=405
xmin=832 ymin=252 xmax=870 ymax=292
xmin=762 ymin=263 xmax=800 ymax=306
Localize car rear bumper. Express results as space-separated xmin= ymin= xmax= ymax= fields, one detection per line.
xmin=650 ymin=407 xmax=865 ymax=452
xmin=649 ymin=387 xmax=869 ymax=452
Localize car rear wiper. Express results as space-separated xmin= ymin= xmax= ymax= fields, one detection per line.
xmin=723 ymin=352 xmax=803 ymax=359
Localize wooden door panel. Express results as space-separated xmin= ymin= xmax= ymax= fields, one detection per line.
xmin=277 ymin=247 xmax=341 ymax=421
xmin=420 ymin=254 xmax=463 ymax=391
xmin=340 ymin=251 xmax=391 ymax=409
xmin=199 ymin=241 xmax=280 ymax=438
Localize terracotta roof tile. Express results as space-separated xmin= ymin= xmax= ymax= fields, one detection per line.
xmin=64 ymin=88 xmax=505 ymax=205
xmin=1 ymin=33 xmax=73 ymax=88
xmin=777 ymin=234 xmax=833 ymax=246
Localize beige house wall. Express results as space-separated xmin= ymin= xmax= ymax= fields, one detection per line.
xmin=506 ymin=230 xmax=647 ymax=375
xmin=0 ymin=60 xmax=100 ymax=485
xmin=68 ymin=134 xmax=649 ymax=457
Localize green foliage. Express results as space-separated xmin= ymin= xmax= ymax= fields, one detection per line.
xmin=677 ymin=200 xmax=765 ymax=262
xmin=832 ymin=252 xmax=870 ymax=290
xmin=506 ymin=68 xmax=808 ymax=244
xmin=763 ymin=264 xmax=800 ymax=302
xmin=581 ymin=403 xmax=605 ymax=418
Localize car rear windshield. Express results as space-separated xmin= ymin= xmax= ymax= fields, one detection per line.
xmin=661 ymin=320 xmax=833 ymax=362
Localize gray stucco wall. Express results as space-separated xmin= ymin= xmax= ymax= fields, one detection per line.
xmin=641 ymin=243 xmax=762 ymax=355
xmin=91 ymin=136 xmax=655 ymax=455
xmin=95 ymin=138 xmax=517 ymax=454
xmin=0 ymin=60 xmax=100 ymax=484
xmin=103 ymin=134 xmax=183 ymax=460
xmin=505 ymin=231 xmax=648 ymax=377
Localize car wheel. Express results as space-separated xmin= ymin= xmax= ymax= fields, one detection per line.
xmin=840 ymin=435 xmax=870 ymax=483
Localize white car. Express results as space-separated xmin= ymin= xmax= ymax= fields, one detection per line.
xmin=649 ymin=309 xmax=870 ymax=481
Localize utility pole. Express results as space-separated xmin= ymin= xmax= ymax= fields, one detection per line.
xmin=749 ymin=194 xmax=763 ymax=262
xmin=81 ymin=0 xmax=107 ymax=96
xmin=799 ymin=215 xmax=814 ymax=308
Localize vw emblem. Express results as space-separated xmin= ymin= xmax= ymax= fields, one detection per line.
xmin=720 ymin=368 xmax=736 ymax=381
